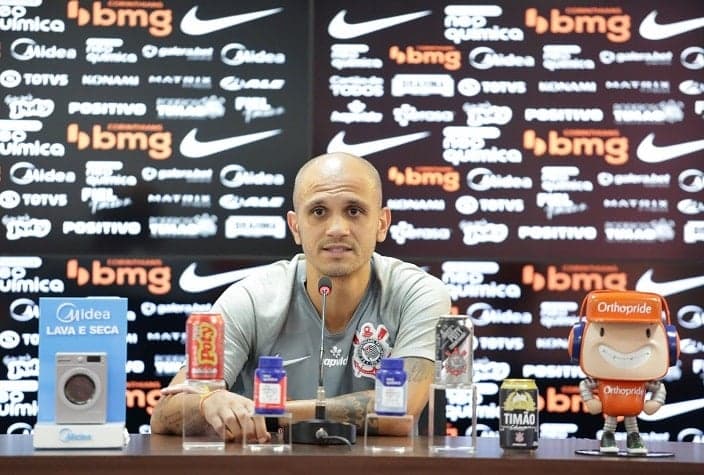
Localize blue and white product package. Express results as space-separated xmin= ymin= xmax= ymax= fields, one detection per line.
xmin=34 ymin=297 xmax=129 ymax=449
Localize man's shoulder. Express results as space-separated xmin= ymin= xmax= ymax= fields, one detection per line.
xmin=246 ymin=255 xmax=300 ymax=281
xmin=213 ymin=256 xmax=303 ymax=324
xmin=373 ymin=253 xmax=438 ymax=280
xmin=372 ymin=253 xmax=446 ymax=292
xmin=217 ymin=255 xmax=300 ymax=299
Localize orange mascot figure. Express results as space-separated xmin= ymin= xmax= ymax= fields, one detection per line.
xmin=568 ymin=290 xmax=680 ymax=455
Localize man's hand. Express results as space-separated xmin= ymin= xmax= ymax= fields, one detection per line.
xmin=150 ymin=368 xmax=269 ymax=442
xmin=199 ymin=389 xmax=270 ymax=443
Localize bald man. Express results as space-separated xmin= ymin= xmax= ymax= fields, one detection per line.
xmin=150 ymin=153 xmax=451 ymax=441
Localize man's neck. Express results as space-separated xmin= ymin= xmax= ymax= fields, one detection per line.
xmin=307 ymin=267 xmax=371 ymax=333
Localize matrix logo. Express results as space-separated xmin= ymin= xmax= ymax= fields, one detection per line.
xmin=66 ymin=258 xmax=171 ymax=295
xmin=522 ymin=264 xmax=627 ymax=292
xmin=67 ymin=0 xmax=172 ymax=37
xmin=67 ymin=123 xmax=171 ymax=160
xmin=525 ymin=7 xmax=631 ymax=42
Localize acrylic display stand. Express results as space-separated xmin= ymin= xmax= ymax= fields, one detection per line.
xmin=427 ymin=383 xmax=477 ymax=453
xmin=363 ymin=413 xmax=414 ymax=453
xmin=182 ymin=422 xmax=225 ymax=451
xmin=243 ymin=412 xmax=292 ymax=452
xmin=33 ymin=422 xmax=128 ymax=449
xmin=182 ymin=380 xmax=226 ymax=451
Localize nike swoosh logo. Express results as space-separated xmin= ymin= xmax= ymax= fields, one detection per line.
xmin=180 ymin=6 xmax=283 ymax=36
xmin=328 ymin=9 xmax=432 ymax=39
xmin=639 ymin=11 xmax=704 ymax=40
xmin=638 ymin=398 xmax=704 ymax=421
xmin=179 ymin=263 xmax=267 ymax=293
xmin=636 ymin=133 xmax=704 ymax=163
xmin=180 ymin=129 xmax=281 ymax=158
xmin=327 ymin=131 xmax=430 ymax=156
xmin=635 ymin=269 xmax=704 ymax=297
xmin=281 ymin=356 xmax=311 ymax=367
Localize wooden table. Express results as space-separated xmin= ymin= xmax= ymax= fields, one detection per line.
xmin=1 ymin=434 xmax=701 ymax=475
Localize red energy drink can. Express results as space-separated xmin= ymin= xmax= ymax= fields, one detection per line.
xmin=186 ymin=313 xmax=224 ymax=380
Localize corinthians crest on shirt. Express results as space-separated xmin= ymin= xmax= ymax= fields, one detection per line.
xmin=352 ymin=322 xmax=391 ymax=378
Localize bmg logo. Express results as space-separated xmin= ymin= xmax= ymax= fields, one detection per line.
xmin=55 ymin=352 xmax=107 ymax=424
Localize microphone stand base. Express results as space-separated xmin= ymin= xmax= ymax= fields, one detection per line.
xmin=288 ymin=419 xmax=356 ymax=445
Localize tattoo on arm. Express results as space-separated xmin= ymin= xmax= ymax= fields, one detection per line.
xmin=327 ymin=390 xmax=374 ymax=432
xmin=154 ymin=393 xmax=209 ymax=436
xmin=322 ymin=358 xmax=433 ymax=436
xmin=160 ymin=411 xmax=183 ymax=433
xmin=403 ymin=357 xmax=434 ymax=383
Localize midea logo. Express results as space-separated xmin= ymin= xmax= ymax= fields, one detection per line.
xmin=59 ymin=428 xmax=92 ymax=442
xmin=56 ymin=303 xmax=111 ymax=324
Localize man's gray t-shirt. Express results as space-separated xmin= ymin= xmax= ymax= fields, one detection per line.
xmin=210 ymin=253 xmax=451 ymax=400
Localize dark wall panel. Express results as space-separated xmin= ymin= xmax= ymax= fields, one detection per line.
xmin=1 ymin=0 xmax=702 ymax=443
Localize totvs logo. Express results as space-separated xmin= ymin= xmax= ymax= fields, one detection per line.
xmin=67 ymin=0 xmax=173 ymax=37
xmin=525 ymin=7 xmax=631 ymax=42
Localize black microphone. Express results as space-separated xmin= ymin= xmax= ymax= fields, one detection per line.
xmin=315 ymin=276 xmax=332 ymax=419
xmin=289 ymin=276 xmax=356 ymax=445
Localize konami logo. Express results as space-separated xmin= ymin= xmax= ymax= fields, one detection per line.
xmin=523 ymin=129 xmax=628 ymax=165
xmin=522 ymin=264 xmax=627 ymax=292
xmin=67 ymin=123 xmax=172 ymax=160
xmin=525 ymin=7 xmax=631 ymax=42
xmin=66 ymin=258 xmax=171 ymax=295
xmin=67 ymin=0 xmax=172 ymax=37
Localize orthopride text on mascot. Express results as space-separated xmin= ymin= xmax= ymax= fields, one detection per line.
xmin=568 ymin=290 xmax=680 ymax=455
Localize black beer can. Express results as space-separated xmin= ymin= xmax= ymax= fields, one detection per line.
xmin=499 ymin=378 xmax=539 ymax=449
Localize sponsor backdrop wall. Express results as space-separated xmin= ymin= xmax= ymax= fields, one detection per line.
xmin=1 ymin=0 xmax=702 ymax=442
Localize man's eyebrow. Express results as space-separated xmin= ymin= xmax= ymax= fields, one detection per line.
xmin=302 ymin=199 xmax=326 ymax=209
xmin=303 ymin=197 xmax=370 ymax=208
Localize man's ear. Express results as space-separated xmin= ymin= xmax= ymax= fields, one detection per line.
xmin=376 ymin=207 xmax=391 ymax=242
xmin=287 ymin=210 xmax=301 ymax=245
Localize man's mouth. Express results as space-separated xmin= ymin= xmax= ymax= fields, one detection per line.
xmin=323 ymin=245 xmax=351 ymax=255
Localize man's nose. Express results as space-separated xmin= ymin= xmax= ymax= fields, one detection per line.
xmin=326 ymin=214 xmax=350 ymax=236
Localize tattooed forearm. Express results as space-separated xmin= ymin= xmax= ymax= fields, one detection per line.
xmin=151 ymin=393 xmax=210 ymax=436
xmin=325 ymin=384 xmax=418 ymax=436
xmin=326 ymin=390 xmax=374 ymax=430
xmin=323 ymin=359 xmax=432 ymax=430
xmin=403 ymin=357 xmax=434 ymax=382
xmin=156 ymin=409 xmax=183 ymax=434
